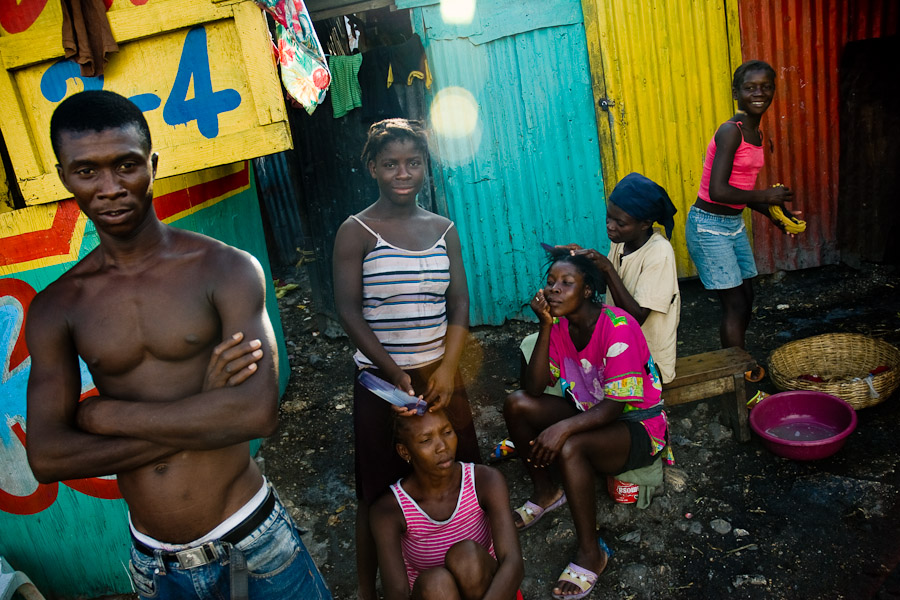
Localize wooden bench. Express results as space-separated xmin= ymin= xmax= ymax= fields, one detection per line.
xmin=662 ymin=347 xmax=756 ymax=442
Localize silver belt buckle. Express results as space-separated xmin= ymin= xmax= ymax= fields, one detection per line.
xmin=175 ymin=543 xmax=217 ymax=569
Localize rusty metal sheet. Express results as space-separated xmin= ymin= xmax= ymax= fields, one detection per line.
xmin=739 ymin=0 xmax=898 ymax=273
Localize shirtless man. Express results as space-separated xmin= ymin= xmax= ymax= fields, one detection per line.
xmin=25 ymin=90 xmax=331 ymax=600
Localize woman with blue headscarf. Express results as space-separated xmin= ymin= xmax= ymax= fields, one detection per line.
xmin=558 ymin=172 xmax=680 ymax=383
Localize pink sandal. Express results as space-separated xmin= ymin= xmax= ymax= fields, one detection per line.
xmin=513 ymin=492 xmax=567 ymax=530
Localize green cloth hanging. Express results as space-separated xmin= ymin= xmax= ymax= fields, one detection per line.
xmin=328 ymin=54 xmax=363 ymax=118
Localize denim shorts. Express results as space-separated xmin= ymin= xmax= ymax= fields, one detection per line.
xmin=128 ymin=491 xmax=331 ymax=600
xmin=685 ymin=206 xmax=758 ymax=290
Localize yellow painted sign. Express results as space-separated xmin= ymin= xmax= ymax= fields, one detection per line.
xmin=0 ymin=0 xmax=291 ymax=205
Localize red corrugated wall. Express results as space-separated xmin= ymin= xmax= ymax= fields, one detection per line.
xmin=738 ymin=0 xmax=898 ymax=273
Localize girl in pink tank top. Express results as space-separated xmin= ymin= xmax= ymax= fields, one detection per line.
xmin=686 ymin=60 xmax=802 ymax=381
xmin=370 ymin=410 xmax=523 ymax=599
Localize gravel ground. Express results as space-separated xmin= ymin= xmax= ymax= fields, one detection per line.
xmin=265 ymin=262 xmax=900 ymax=600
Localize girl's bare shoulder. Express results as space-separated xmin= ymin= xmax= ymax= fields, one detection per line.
xmin=415 ymin=210 xmax=453 ymax=235
xmin=473 ymin=464 xmax=506 ymax=488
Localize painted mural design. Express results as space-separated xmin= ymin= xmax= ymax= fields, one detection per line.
xmin=39 ymin=28 xmax=243 ymax=139
xmin=0 ymin=162 xmax=251 ymax=516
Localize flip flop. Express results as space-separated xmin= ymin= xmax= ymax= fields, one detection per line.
xmin=744 ymin=365 xmax=766 ymax=383
xmin=550 ymin=537 xmax=613 ymax=600
xmin=551 ymin=563 xmax=597 ymax=600
xmin=488 ymin=438 xmax=517 ymax=463
xmin=513 ymin=492 xmax=567 ymax=530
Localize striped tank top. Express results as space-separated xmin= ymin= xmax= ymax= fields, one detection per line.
xmin=351 ymin=215 xmax=453 ymax=368
xmin=391 ymin=462 xmax=495 ymax=588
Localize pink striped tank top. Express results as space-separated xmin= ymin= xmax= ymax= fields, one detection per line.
xmin=390 ymin=462 xmax=495 ymax=588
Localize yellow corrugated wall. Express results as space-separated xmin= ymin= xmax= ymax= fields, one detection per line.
xmin=0 ymin=159 xmax=12 ymax=212
xmin=581 ymin=0 xmax=744 ymax=276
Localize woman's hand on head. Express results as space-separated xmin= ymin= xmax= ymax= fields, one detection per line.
xmin=530 ymin=289 xmax=553 ymax=325
xmin=389 ymin=371 xmax=423 ymax=417
xmin=391 ymin=371 xmax=415 ymax=396
xmin=391 ymin=403 xmax=421 ymax=417
xmin=554 ymin=243 xmax=584 ymax=254
xmin=555 ymin=244 xmax=612 ymax=274
xmin=424 ymin=364 xmax=454 ymax=411
xmin=571 ymin=247 xmax=614 ymax=275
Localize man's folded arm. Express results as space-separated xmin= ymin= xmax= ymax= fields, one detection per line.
xmin=25 ymin=296 xmax=178 ymax=483
xmin=75 ymin=250 xmax=280 ymax=449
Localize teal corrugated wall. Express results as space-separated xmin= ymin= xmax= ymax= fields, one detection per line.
xmin=410 ymin=0 xmax=607 ymax=325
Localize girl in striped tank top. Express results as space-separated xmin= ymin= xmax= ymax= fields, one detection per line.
xmin=371 ymin=410 xmax=523 ymax=599
xmin=334 ymin=119 xmax=482 ymax=600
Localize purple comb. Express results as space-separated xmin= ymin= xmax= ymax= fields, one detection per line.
xmin=358 ymin=370 xmax=426 ymax=415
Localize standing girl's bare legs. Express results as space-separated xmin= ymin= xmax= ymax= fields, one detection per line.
xmin=503 ymin=391 xmax=578 ymax=512
xmin=716 ymin=278 xmax=754 ymax=349
xmin=356 ymin=501 xmax=377 ymax=600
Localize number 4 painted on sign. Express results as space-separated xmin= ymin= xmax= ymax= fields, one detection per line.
xmin=39 ymin=25 xmax=242 ymax=139
xmin=163 ymin=27 xmax=241 ymax=139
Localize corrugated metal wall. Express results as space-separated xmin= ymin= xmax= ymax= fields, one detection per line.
xmin=739 ymin=0 xmax=899 ymax=273
xmin=410 ymin=0 xmax=607 ymax=325
xmin=254 ymin=152 xmax=305 ymax=266
xmin=580 ymin=0 xmax=743 ymax=278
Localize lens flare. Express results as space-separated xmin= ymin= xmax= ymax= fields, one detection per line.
xmin=429 ymin=86 xmax=482 ymax=164
xmin=430 ymin=86 xmax=478 ymax=138
xmin=440 ymin=0 xmax=476 ymax=25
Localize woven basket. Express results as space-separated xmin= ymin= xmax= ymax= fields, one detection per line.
xmin=768 ymin=333 xmax=900 ymax=410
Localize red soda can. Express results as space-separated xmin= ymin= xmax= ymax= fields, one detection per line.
xmin=607 ymin=476 xmax=639 ymax=504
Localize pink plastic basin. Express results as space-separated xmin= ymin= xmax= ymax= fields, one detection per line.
xmin=749 ymin=391 xmax=857 ymax=461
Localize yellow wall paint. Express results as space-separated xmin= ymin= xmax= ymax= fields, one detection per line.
xmin=581 ymin=0 xmax=745 ymax=276
xmin=0 ymin=156 xmax=12 ymax=212
xmin=0 ymin=0 xmax=290 ymax=206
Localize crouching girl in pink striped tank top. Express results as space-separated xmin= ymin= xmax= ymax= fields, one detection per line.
xmin=371 ymin=410 xmax=524 ymax=599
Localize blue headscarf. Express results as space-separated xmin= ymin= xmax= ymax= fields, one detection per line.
xmin=608 ymin=172 xmax=678 ymax=239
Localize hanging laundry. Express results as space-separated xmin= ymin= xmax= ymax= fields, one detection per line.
xmin=254 ymin=0 xmax=331 ymax=115
xmin=328 ymin=54 xmax=363 ymax=119
xmin=345 ymin=16 xmax=361 ymax=52
xmin=60 ymin=0 xmax=118 ymax=77
xmin=387 ymin=34 xmax=431 ymax=89
xmin=359 ymin=45 xmax=402 ymax=121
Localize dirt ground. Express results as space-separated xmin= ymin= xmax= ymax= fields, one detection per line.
xmin=265 ymin=262 xmax=900 ymax=600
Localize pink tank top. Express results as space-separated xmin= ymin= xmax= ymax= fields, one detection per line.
xmin=697 ymin=121 xmax=764 ymax=210
xmin=391 ymin=462 xmax=495 ymax=588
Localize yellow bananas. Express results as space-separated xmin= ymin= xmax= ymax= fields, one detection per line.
xmin=768 ymin=205 xmax=806 ymax=234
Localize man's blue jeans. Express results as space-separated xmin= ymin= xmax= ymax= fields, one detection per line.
xmin=128 ymin=494 xmax=331 ymax=599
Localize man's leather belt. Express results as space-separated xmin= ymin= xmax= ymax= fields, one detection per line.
xmin=131 ymin=487 xmax=276 ymax=568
